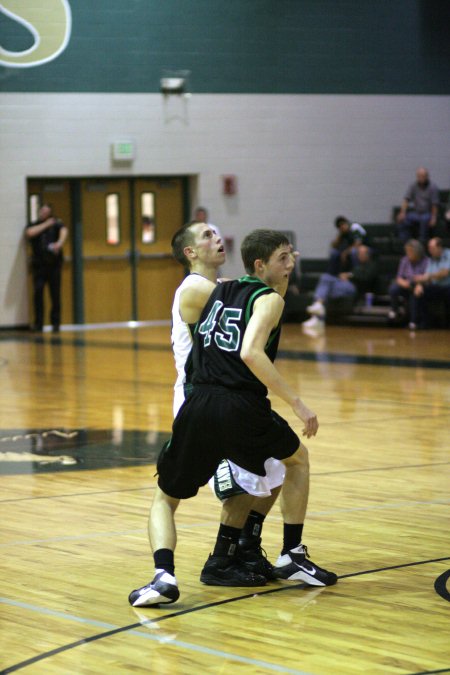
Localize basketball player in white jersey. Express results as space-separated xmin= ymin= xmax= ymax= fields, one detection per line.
xmin=129 ymin=222 xmax=320 ymax=607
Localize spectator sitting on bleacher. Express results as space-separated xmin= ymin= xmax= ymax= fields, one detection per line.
xmin=388 ymin=239 xmax=427 ymax=325
xmin=445 ymin=195 xmax=450 ymax=226
xmin=303 ymin=245 xmax=378 ymax=329
xmin=396 ymin=167 xmax=440 ymax=245
xmin=408 ymin=237 xmax=450 ymax=331
xmin=328 ymin=216 xmax=369 ymax=276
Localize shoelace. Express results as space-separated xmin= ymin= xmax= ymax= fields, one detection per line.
xmin=259 ymin=544 xmax=271 ymax=561
xmin=241 ymin=539 xmax=270 ymax=560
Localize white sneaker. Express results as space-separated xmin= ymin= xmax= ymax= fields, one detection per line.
xmin=306 ymin=301 xmax=325 ymax=318
xmin=302 ymin=316 xmax=324 ymax=329
xmin=274 ymin=545 xmax=337 ymax=586
xmin=128 ymin=570 xmax=179 ymax=607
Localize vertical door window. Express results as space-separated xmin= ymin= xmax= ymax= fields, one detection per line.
xmin=106 ymin=193 xmax=120 ymax=245
xmin=141 ymin=192 xmax=155 ymax=244
xmin=29 ymin=194 xmax=40 ymax=222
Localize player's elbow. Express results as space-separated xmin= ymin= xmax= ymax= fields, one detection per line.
xmin=241 ymin=344 xmax=258 ymax=367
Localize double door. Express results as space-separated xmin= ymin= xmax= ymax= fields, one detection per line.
xmin=28 ymin=177 xmax=187 ymax=324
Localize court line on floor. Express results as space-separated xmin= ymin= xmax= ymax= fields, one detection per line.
xmin=277 ymin=349 xmax=450 ymax=370
xmin=1 ymin=556 xmax=449 ymax=674
xmin=319 ymin=410 xmax=450 ymax=425
xmin=0 ymin=600 xmax=311 ymax=675
xmin=1 ymin=496 xmax=449 ymax=552
xmin=1 ymin=460 xmax=449 ymax=505
xmin=2 ymin=331 xmax=449 ymax=370
xmin=303 ymin=497 xmax=450 ymax=516
xmin=0 ymin=485 xmax=155 ymax=504
xmin=315 ymin=460 xmax=450 ymax=477
xmin=434 ymin=569 xmax=450 ymax=603
xmin=0 ymin=497 xmax=449 ymax=550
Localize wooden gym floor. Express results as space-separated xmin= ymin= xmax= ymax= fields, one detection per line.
xmin=0 ymin=323 xmax=449 ymax=674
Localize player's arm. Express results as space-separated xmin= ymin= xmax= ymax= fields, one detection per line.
xmin=179 ymin=277 xmax=216 ymax=324
xmin=241 ymin=293 xmax=318 ymax=438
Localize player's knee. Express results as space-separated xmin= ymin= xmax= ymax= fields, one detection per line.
xmin=153 ymin=486 xmax=180 ymax=513
xmin=282 ymin=443 xmax=309 ymax=471
xmin=298 ymin=443 xmax=310 ymax=472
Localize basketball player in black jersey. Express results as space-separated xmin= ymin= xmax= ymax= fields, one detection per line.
xmin=129 ymin=229 xmax=337 ymax=607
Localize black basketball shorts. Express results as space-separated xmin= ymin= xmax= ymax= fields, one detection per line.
xmin=157 ymin=384 xmax=300 ymax=499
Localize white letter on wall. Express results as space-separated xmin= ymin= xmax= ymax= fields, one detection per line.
xmin=0 ymin=0 xmax=72 ymax=68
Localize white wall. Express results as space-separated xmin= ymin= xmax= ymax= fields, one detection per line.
xmin=1 ymin=93 xmax=449 ymax=327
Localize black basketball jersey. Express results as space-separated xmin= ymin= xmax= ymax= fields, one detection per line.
xmin=191 ymin=276 xmax=282 ymax=396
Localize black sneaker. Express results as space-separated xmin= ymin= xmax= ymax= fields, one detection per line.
xmin=238 ymin=536 xmax=276 ymax=580
xmin=274 ymin=545 xmax=337 ymax=586
xmin=200 ymin=554 xmax=267 ymax=587
xmin=128 ymin=570 xmax=180 ymax=607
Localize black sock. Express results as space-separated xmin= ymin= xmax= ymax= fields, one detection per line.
xmin=282 ymin=523 xmax=304 ymax=555
xmin=213 ymin=524 xmax=241 ymax=557
xmin=241 ymin=510 xmax=266 ymax=540
xmin=154 ymin=548 xmax=175 ymax=576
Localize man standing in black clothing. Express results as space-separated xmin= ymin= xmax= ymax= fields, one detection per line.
xmin=25 ymin=204 xmax=68 ymax=333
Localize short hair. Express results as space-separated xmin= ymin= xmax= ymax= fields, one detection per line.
xmin=334 ymin=216 xmax=349 ymax=229
xmin=194 ymin=206 xmax=208 ymax=220
xmin=405 ymin=239 xmax=425 ymax=258
xmin=171 ymin=222 xmax=198 ymax=267
xmin=241 ymin=229 xmax=290 ymax=274
xmin=358 ymin=245 xmax=371 ymax=258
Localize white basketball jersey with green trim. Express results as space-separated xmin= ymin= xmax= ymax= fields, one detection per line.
xmin=171 ymin=274 xmax=203 ymax=417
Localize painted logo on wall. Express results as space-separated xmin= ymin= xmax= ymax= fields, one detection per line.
xmin=0 ymin=0 xmax=71 ymax=68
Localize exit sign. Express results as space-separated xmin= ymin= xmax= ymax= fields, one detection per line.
xmin=111 ymin=140 xmax=135 ymax=162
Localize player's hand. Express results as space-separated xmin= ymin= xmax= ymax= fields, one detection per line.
xmin=292 ymin=400 xmax=319 ymax=438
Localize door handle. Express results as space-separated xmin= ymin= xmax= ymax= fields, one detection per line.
xmin=138 ymin=252 xmax=172 ymax=260
xmin=83 ymin=254 xmax=129 ymax=262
